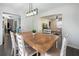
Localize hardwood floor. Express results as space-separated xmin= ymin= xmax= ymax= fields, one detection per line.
xmin=0 ymin=32 xmax=12 ymax=56
xmin=66 ymin=46 xmax=79 ymax=56
xmin=0 ymin=45 xmax=4 ymax=56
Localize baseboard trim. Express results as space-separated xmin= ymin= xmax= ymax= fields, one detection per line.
xmin=68 ymin=43 xmax=79 ymax=49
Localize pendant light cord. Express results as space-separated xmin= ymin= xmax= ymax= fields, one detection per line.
xmin=29 ymin=3 xmax=33 ymax=11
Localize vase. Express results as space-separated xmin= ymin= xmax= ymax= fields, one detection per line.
xmin=32 ymin=33 xmax=35 ymax=35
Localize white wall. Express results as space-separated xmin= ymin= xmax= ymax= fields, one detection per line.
xmin=27 ymin=4 xmax=79 ymax=49
xmin=24 ymin=4 xmax=79 ymax=49
xmin=0 ymin=4 xmax=40 ymax=45
xmin=0 ymin=4 xmax=79 ymax=49
xmin=0 ymin=14 xmax=3 ymax=45
xmin=36 ymin=4 xmax=79 ymax=49
xmin=0 ymin=4 xmax=33 ymax=45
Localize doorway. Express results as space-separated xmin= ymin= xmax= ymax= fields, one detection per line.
xmin=41 ymin=14 xmax=62 ymax=49
xmin=2 ymin=12 xmax=21 ymax=33
xmin=2 ymin=12 xmax=21 ymax=55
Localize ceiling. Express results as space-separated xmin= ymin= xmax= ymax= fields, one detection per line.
xmin=0 ymin=3 xmax=78 ymax=15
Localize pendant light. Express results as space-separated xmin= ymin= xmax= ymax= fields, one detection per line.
xmin=26 ymin=3 xmax=38 ymax=16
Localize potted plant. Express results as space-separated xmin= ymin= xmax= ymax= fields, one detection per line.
xmin=32 ymin=29 xmax=36 ymax=35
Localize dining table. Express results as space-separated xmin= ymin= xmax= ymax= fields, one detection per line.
xmin=21 ymin=32 xmax=59 ymax=56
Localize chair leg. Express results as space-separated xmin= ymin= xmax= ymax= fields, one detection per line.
xmin=14 ymin=49 xmax=16 ymax=56
xmin=11 ymin=48 xmax=13 ymax=56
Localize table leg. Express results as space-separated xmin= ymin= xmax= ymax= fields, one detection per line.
xmin=37 ymin=51 xmax=38 ymax=56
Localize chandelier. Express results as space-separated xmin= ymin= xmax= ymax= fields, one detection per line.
xmin=26 ymin=3 xmax=38 ymax=16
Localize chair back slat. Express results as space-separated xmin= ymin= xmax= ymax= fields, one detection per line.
xmin=10 ymin=31 xmax=16 ymax=56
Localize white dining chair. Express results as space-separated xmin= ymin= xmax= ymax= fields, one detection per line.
xmin=10 ymin=31 xmax=17 ymax=56
xmin=40 ymin=35 xmax=59 ymax=56
xmin=45 ymin=37 xmax=67 ymax=56
xmin=16 ymin=33 xmax=36 ymax=56
xmin=60 ymin=37 xmax=67 ymax=56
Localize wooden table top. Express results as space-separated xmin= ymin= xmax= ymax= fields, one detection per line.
xmin=21 ymin=32 xmax=59 ymax=53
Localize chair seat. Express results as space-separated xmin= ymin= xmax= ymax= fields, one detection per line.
xmin=25 ymin=47 xmax=36 ymax=56
xmin=45 ymin=48 xmax=60 ymax=56
xmin=45 ymin=37 xmax=67 ymax=56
